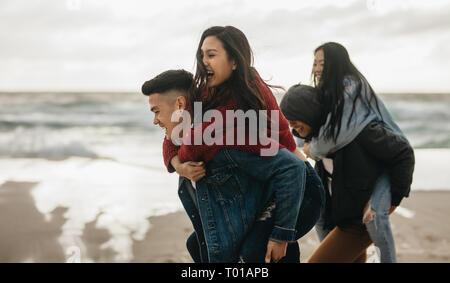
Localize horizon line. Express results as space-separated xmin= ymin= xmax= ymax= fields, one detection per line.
xmin=1 ymin=90 xmax=450 ymax=95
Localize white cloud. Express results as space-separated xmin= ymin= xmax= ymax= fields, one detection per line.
xmin=1 ymin=0 xmax=449 ymax=92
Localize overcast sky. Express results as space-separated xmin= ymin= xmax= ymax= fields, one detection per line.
xmin=1 ymin=0 xmax=450 ymax=93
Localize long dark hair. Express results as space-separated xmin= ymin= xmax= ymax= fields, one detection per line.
xmin=188 ymin=26 xmax=269 ymax=114
xmin=312 ymin=42 xmax=383 ymax=142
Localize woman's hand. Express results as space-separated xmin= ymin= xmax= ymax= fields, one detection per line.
xmin=293 ymin=148 xmax=308 ymax=162
xmin=265 ymin=240 xmax=288 ymax=263
xmin=363 ymin=204 xmax=397 ymax=223
xmin=303 ymin=142 xmax=312 ymax=159
xmin=177 ymin=161 xmax=206 ymax=182
xmin=171 ymin=156 xmax=206 ymax=181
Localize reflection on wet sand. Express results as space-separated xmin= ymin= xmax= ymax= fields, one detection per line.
xmin=0 ymin=181 xmax=66 ymax=262
xmin=0 ymin=157 xmax=181 ymax=262
xmin=131 ymin=213 xmax=193 ymax=263
xmin=81 ymin=212 xmax=116 ymax=262
xmin=0 ymin=181 xmax=121 ymax=262
xmin=0 ymin=180 xmax=185 ymax=263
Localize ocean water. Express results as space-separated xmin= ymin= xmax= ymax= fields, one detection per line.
xmin=0 ymin=92 xmax=181 ymax=262
xmin=0 ymin=91 xmax=449 ymax=262
xmin=379 ymin=93 xmax=450 ymax=149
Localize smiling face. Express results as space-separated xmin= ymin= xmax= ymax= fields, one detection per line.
xmin=313 ymin=49 xmax=325 ymax=86
xmin=148 ymin=91 xmax=185 ymax=139
xmin=288 ymin=120 xmax=312 ymax=138
xmin=201 ymin=36 xmax=236 ymax=88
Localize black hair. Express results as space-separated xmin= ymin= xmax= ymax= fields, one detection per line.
xmin=280 ymin=84 xmax=327 ymax=140
xmin=190 ymin=26 xmax=268 ymax=114
xmin=312 ymin=42 xmax=383 ymax=143
xmin=141 ymin=69 xmax=193 ymax=96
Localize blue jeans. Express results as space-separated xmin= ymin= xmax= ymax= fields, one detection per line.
xmin=238 ymin=165 xmax=324 ymax=263
xmin=364 ymin=172 xmax=397 ymax=263
xmin=314 ymin=209 xmax=331 ymax=242
xmin=315 ymin=172 xmax=397 ymax=263
xmin=185 ymin=152 xmax=325 ymax=263
xmin=181 ymin=148 xmax=308 ymax=262
xmin=187 ymin=228 xmax=300 ymax=263
xmin=233 ymin=213 xmax=301 ymax=263
xmin=187 ymin=216 xmax=301 ymax=263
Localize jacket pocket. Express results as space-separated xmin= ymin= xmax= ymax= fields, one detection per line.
xmin=207 ymin=166 xmax=244 ymax=203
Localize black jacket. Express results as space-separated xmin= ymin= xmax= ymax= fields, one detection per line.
xmin=315 ymin=120 xmax=415 ymax=228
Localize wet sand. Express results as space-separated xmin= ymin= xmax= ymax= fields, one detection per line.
xmin=0 ymin=181 xmax=67 ymax=262
xmin=143 ymin=191 xmax=450 ymax=263
xmin=0 ymin=181 xmax=448 ymax=263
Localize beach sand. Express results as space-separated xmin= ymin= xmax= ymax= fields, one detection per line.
xmin=138 ymin=191 xmax=450 ymax=263
xmin=0 ymin=181 xmax=448 ymax=263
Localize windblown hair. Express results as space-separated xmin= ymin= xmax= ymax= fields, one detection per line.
xmin=189 ymin=26 xmax=270 ymax=114
xmin=312 ymin=42 xmax=383 ymax=142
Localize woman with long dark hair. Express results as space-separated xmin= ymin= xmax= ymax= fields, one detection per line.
xmin=304 ymin=42 xmax=414 ymax=262
xmin=280 ymin=84 xmax=414 ymax=263
xmin=189 ymin=26 xmax=267 ymax=114
xmin=160 ymin=26 xmax=324 ymax=263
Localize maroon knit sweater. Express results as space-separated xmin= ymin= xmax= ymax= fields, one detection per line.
xmin=162 ymin=76 xmax=296 ymax=172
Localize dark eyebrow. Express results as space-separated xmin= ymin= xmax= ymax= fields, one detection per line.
xmin=150 ymin=106 xmax=159 ymax=112
xmin=202 ymin=48 xmax=218 ymax=53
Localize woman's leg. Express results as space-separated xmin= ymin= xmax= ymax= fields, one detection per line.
xmin=364 ymin=172 xmax=397 ymax=263
xmin=239 ymin=202 xmax=300 ymax=263
xmin=239 ymin=161 xmax=324 ymax=263
xmin=307 ymin=224 xmax=372 ymax=263
xmin=313 ymin=179 xmax=332 ymax=242
xmin=353 ymin=249 xmax=368 ymax=263
xmin=295 ymin=162 xmax=326 ymax=239
xmin=314 ymin=208 xmax=331 ymax=242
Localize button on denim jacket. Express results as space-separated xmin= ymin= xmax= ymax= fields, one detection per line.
xmin=178 ymin=147 xmax=312 ymax=262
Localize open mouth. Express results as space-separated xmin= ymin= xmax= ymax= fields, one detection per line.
xmin=206 ymin=71 xmax=214 ymax=79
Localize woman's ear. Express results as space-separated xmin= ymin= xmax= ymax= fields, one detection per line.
xmin=231 ymin=59 xmax=237 ymax=71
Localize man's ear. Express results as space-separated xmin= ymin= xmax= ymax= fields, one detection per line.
xmin=175 ymin=96 xmax=187 ymax=110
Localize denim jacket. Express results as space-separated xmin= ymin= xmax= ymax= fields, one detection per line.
xmin=178 ymin=147 xmax=307 ymax=262
xmin=310 ymin=76 xmax=408 ymax=160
